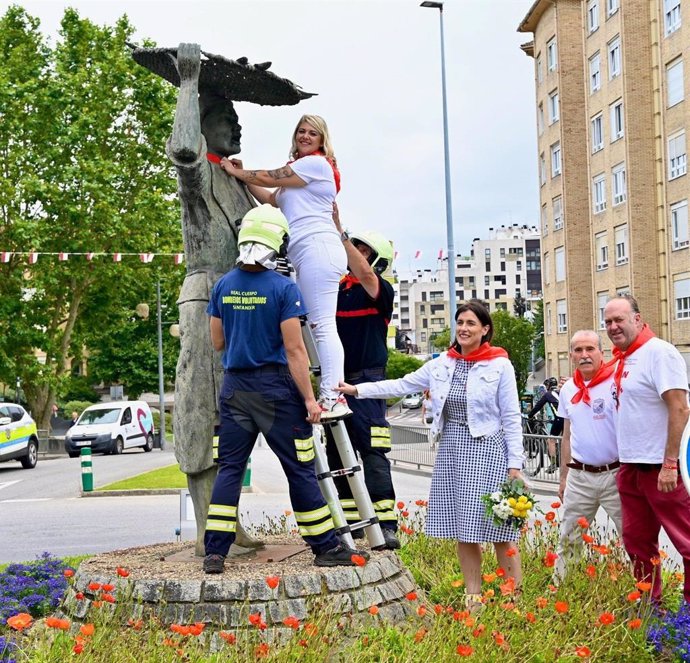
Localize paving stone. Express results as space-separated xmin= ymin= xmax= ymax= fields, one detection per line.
xmin=283 ymin=572 xmax=323 ymax=598
xmin=202 ymin=578 xmax=247 ymax=602
xmin=323 ymin=592 xmax=352 ymax=613
xmin=356 ymin=559 xmax=384 ymax=584
xmin=132 ymin=579 xmax=164 ymax=602
xmin=267 ymin=598 xmax=308 ymax=623
xmin=247 ymin=578 xmax=274 ymax=601
xmin=323 ymin=568 xmax=361 ymax=592
xmin=378 ymin=579 xmax=404 ymax=602
xmin=163 ymin=580 xmax=202 ymax=603
xmin=377 ymin=601 xmax=410 ymax=623
xmin=351 ymin=586 xmax=384 ymax=611
xmin=377 ymin=555 xmax=403 ymax=579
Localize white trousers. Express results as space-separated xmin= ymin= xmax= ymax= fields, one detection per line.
xmin=288 ymin=231 xmax=347 ymax=401
xmin=553 ymin=467 xmax=623 ymax=581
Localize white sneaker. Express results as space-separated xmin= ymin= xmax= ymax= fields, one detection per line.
xmin=318 ymin=397 xmax=352 ymax=420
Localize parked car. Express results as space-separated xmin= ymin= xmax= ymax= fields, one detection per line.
xmin=0 ymin=403 xmax=39 ymax=469
xmin=64 ymin=401 xmax=155 ymax=457
xmin=401 ymin=392 xmax=424 ymax=409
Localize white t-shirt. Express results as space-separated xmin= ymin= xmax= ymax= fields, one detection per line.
xmin=615 ymin=337 xmax=689 ymax=463
xmin=558 ymin=376 xmax=618 ymax=466
xmin=274 ymin=155 xmax=337 ymax=244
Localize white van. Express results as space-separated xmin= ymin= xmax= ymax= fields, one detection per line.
xmin=64 ymin=401 xmax=155 ymax=457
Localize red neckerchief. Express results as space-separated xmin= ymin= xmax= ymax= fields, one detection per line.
xmin=290 ymin=150 xmax=341 ymax=193
xmin=206 ymin=152 xmax=223 ymax=164
xmin=340 ymin=274 xmax=359 ymax=290
xmin=571 ymin=359 xmax=616 ymax=406
xmin=447 ymin=342 xmax=508 ymax=362
xmin=612 ymin=324 xmax=656 ymax=400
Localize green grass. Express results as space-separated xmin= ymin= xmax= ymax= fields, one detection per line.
xmin=98 ymin=464 xmax=187 ymax=491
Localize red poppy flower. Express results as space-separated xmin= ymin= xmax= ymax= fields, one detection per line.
xmin=577 ymin=517 xmax=590 ymax=529
xmin=535 ymin=597 xmax=548 ymax=609
xmin=73 ymin=644 xmax=84 ymax=655
xmin=63 ymin=569 xmax=75 ymax=578
xmin=585 ymin=565 xmax=596 ymax=578
xmin=92 ymin=601 xmax=102 ymax=608
xmin=46 ymin=616 xmax=70 ymax=630
xmin=6 ymin=613 xmax=33 ymax=631
xmin=627 ymin=591 xmax=642 ymax=602
xmin=401 ymin=510 xmax=410 ymax=517
xmin=417 ymin=605 xmax=427 ymax=617
xmin=397 ymin=501 xmax=405 ymax=509
xmin=171 ymin=624 xmax=191 ymax=636
xmin=434 ymin=604 xmax=444 ymax=615
xmin=127 ymin=618 xmax=143 ymax=630
xmin=116 ymin=567 xmax=130 ymax=578
xmin=451 ymin=579 xmax=464 ymax=588
xmin=298 ymin=638 xmax=308 ymax=647
xmin=464 ymin=616 xmax=476 ymax=628
xmin=102 ymin=584 xmax=115 ymax=592
xmin=506 ymin=547 xmax=518 ymax=557
xmin=351 ymin=554 xmax=367 ymax=567
xmin=500 ymin=577 xmax=516 ymax=596
xmin=283 ymin=616 xmax=300 ymax=629
xmin=414 ymin=627 xmax=428 ymax=643
xmin=496 ymin=567 xmax=506 ymax=577
xmin=551 ymin=501 xmax=562 ymax=509
xmin=368 ymin=605 xmax=379 ymax=615
xmin=598 ymin=612 xmax=615 ymax=625
xmin=75 ymin=592 xmax=85 ymax=600
xmin=482 ymin=573 xmax=497 ymax=583
xmin=472 ymin=624 xmax=486 ymax=637
xmin=255 ymin=643 xmax=270 ymax=658
xmin=575 ymin=645 xmax=591 ymax=658
xmin=80 ymin=623 xmax=95 ymax=636
xmin=493 ymin=631 xmax=506 ymax=645
xmin=650 ymin=556 xmax=661 ymax=566
xmin=554 ymin=601 xmax=569 ymax=614
xmin=87 ymin=582 xmax=101 ymax=591
xmin=543 ymin=551 xmax=558 ymax=568
xmin=304 ymin=622 xmax=318 ymax=636
xmin=415 ymin=499 xmax=428 ymax=506
xmin=501 ymin=601 xmax=516 ymax=611
xmin=525 ymin=611 xmax=536 ymax=623
xmin=248 ymin=613 xmax=263 ymax=626
xmin=456 ymin=644 xmax=474 ymax=656
xmin=582 ymin=534 xmax=595 ymax=544
xmin=406 ymin=592 xmax=418 ymax=601
xmin=636 ymin=581 xmax=653 ymax=592
xmin=628 ymin=618 xmax=642 ymax=630
xmin=265 ymin=576 xmax=280 ymax=589
xmin=593 ymin=544 xmax=611 ymax=555
xmin=189 ymin=622 xmax=205 ymax=636
xmin=219 ymin=631 xmax=236 ymax=644
xmin=102 ymin=593 xmax=116 ymax=604
xmin=545 ymin=511 xmax=556 ymax=522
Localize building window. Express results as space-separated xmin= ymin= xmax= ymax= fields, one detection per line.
xmin=536 ymin=53 xmax=543 ymax=84
xmin=612 ymin=162 xmax=627 ymax=205
xmin=551 ymin=142 xmax=561 ymax=177
xmin=547 ymin=37 xmax=557 ymax=71
xmin=548 ymin=89 xmax=560 ymax=124
xmin=665 ymin=0 xmax=681 ymax=35
xmin=608 ymin=35 xmax=621 ymax=79
xmin=543 ymin=251 xmax=550 ymax=284
xmin=671 ymin=200 xmax=689 ymax=249
xmin=557 ymin=299 xmax=567 ymax=333
xmin=610 ymin=99 xmax=624 ymax=141
xmin=597 ymin=291 xmax=608 ymax=329
xmin=595 ymin=232 xmax=609 ymax=270
xmin=540 ymin=153 xmax=546 ymax=186
xmin=555 ymin=247 xmax=565 ymax=282
xmin=591 ymin=113 xmax=604 ymax=152
xmin=537 ymin=102 xmax=544 ymax=135
xmin=607 ymin=0 xmax=619 ymax=16
xmin=675 ymin=278 xmax=690 ymax=318
xmin=593 ymin=173 xmax=607 ymax=213
xmin=590 ymin=52 xmax=601 ymax=93
xmin=615 ymin=224 xmax=629 ymax=265
xmin=484 ymin=275 xmax=490 ymax=286
xmin=667 ymin=58 xmax=684 ymax=107
xmin=517 ymin=260 xmax=522 ymax=270
xmin=500 ymin=247 xmax=506 ymax=258
xmin=668 ymin=131 xmax=687 ymax=179
xmin=541 ymin=203 xmax=548 ymax=235
xmin=616 ymin=285 xmax=630 ymax=296
xmin=588 ymin=0 xmax=599 ymax=32
xmin=553 ymin=195 xmax=563 ymax=230
xmin=546 ymin=303 xmax=552 ymax=335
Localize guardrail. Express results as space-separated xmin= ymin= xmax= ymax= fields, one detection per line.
xmin=389 ymin=425 xmax=561 ymax=486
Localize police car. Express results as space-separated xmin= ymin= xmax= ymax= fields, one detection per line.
xmin=0 ymin=403 xmax=39 ymax=469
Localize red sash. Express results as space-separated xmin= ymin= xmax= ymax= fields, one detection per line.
xmin=447 ymin=342 xmax=508 ymax=362
xmin=290 ymin=150 xmax=341 ymax=193
xmin=612 ymin=324 xmax=656 ymax=400
xmin=340 ymin=274 xmax=359 ymax=290
xmin=571 ymin=360 xmax=616 ymax=405
xmin=206 ymin=152 xmax=222 ymax=164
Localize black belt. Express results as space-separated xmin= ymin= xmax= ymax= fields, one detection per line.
xmin=225 ymin=364 xmax=289 ymax=376
xmin=345 ymin=368 xmax=385 ymax=381
xmin=567 ymin=459 xmax=620 ymax=474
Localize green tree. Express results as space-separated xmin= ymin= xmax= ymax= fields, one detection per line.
xmin=0 ymin=7 xmax=180 ymax=429
xmin=386 ymin=349 xmax=424 ymax=380
xmin=431 ymin=327 xmax=451 ymax=351
xmin=531 ymin=299 xmax=545 ymax=359
xmin=491 ymin=309 xmax=536 ymax=396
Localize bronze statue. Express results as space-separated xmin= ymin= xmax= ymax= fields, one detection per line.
xmin=131 ymin=42 xmax=314 ymax=555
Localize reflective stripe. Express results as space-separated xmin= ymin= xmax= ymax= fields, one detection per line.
xmin=212 ymin=435 xmax=219 ymax=460
xmin=205 ymin=519 xmax=237 ymax=533
xmin=298 ymin=517 xmax=335 ymax=537
xmin=340 ymin=499 xmax=361 ymax=521
xmin=371 ymin=426 xmax=391 ymax=449
xmin=208 ymin=504 xmax=237 ymax=518
xmin=294 ymin=504 xmax=331 ymax=522
xmin=294 ymin=436 xmax=315 ymax=463
xmin=373 ymin=498 xmax=396 ymax=521
xmin=340 ymin=499 xmax=357 ymax=509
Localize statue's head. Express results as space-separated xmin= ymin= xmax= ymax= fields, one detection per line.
xmin=199 ymin=93 xmax=242 ymax=157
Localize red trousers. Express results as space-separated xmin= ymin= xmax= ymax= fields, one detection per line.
xmin=617 ymin=463 xmax=690 ymax=604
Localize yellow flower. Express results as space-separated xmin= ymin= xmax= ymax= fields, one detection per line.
xmin=517 ymin=496 xmax=528 ymax=503
xmin=508 ymin=498 xmax=517 ymax=507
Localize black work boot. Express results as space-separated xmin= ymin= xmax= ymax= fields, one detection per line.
xmin=203 ymin=553 xmax=225 ymax=574
xmin=314 ymin=544 xmax=370 ymax=567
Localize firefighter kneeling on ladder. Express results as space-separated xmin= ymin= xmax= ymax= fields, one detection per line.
xmin=326 ymin=204 xmax=400 ymax=550
xmin=203 ymin=205 xmax=370 ymax=573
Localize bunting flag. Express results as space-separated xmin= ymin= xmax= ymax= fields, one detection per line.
xmin=58 ymin=252 xmax=69 ymax=261
xmin=86 ymin=253 xmax=95 ymax=261
xmin=139 ymin=253 xmax=154 ymax=263
xmin=28 ymin=253 xmax=38 ymax=264
xmin=0 ymin=252 xmax=10 ymax=263
xmin=112 ymin=253 xmax=122 ymax=262
xmin=174 ymin=253 xmax=184 ymax=265
xmin=0 ymin=250 xmax=188 ymax=265
xmin=438 ymin=249 xmax=444 ymax=260
xmin=414 ymin=250 xmax=422 ymax=260
xmin=394 ymin=250 xmax=399 ymax=260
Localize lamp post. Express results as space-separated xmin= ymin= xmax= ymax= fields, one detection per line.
xmin=420 ymin=0 xmax=456 ymax=316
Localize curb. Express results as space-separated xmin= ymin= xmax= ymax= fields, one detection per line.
xmin=81 ymin=489 xmax=183 ymax=497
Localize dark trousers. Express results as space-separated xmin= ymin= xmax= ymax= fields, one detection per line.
xmin=325 ymin=368 xmax=397 ymax=531
xmin=204 ymin=368 xmax=338 ymax=556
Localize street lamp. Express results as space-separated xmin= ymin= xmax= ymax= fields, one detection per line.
xmin=420 ymin=1 xmax=456 ymax=316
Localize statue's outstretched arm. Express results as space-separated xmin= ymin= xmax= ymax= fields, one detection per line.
xmin=169 ymin=43 xmax=202 ymax=163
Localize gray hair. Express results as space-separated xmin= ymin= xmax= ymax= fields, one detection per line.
xmin=606 ymin=293 xmax=640 ymax=314
xmin=570 ymin=329 xmax=603 ymax=351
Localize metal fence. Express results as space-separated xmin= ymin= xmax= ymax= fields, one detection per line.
xmin=389 ymin=424 xmax=561 ymax=486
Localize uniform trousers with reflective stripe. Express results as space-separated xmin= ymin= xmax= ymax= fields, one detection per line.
xmin=325 ymin=369 xmax=397 ymax=531
xmin=205 ymin=370 xmax=339 ymax=557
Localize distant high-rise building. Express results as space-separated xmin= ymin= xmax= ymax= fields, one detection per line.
xmin=518 ymin=0 xmax=690 ymax=378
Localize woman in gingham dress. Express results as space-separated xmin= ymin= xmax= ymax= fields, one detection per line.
xmin=337 ymin=300 xmax=525 ymax=609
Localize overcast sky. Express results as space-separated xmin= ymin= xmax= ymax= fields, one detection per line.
xmin=5 ymin=0 xmax=539 ymax=277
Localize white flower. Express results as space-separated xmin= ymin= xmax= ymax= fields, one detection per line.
xmin=490 ymin=492 xmax=502 ymax=502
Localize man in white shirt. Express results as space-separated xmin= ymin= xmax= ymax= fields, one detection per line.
xmin=604 ymin=294 xmax=690 ymax=605
xmin=554 ymin=330 xmax=621 ymax=580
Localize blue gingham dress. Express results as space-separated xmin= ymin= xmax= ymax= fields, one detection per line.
xmin=426 ymin=360 xmax=518 ymax=542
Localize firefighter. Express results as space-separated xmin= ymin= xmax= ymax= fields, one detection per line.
xmin=203 ymin=204 xmax=369 ymax=573
xmin=325 ymin=204 xmax=400 ymax=550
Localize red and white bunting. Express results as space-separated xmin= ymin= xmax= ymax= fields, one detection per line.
xmin=438 ymin=249 xmax=444 ymax=260
xmin=86 ymin=253 xmax=95 ymax=261
xmin=28 ymin=253 xmax=38 ymax=264
xmin=139 ymin=253 xmax=154 ymax=263
xmin=112 ymin=253 xmax=122 ymax=262
xmin=58 ymin=252 xmax=69 ymax=261
xmin=174 ymin=253 xmax=184 ymax=265
xmin=0 ymin=252 xmax=11 ymax=263
xmin=414 ymin=250 xmax=422 ymax=260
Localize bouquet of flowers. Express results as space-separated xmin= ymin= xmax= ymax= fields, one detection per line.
xmin=482 ymin=477 xmax=537 ymax=530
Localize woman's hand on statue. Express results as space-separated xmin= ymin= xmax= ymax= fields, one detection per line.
xmin=332 ymin=201 xmax=343 ymax=233
xmin=305 ymin=398 xmax=322 ymax=424
xmin=174 ymin=43 xmax=201 ymax=81
xmin=335 ymin=381 xmax=358 ymax=397
xmin=219 ymin=158 xmax=240 ymax=177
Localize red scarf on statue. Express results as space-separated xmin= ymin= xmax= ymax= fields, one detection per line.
xmin=447 ymin=342 xmax=508 ymax=362
xmin=571 ymin=360 xmax=616 ymax=406
xmin=290 ymin=150 xmax=341 ymax=193
xmin=206 ymin=152 xmax=223 ymax=164
xmin=612 ymin=324 xmax=656 ymax=400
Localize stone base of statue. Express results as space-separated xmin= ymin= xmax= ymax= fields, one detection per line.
xmin=60 ymin=537 xmax=423 ymax=638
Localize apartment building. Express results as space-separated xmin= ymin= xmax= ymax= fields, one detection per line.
xmin=519 ymin=0 xmax=690 ymax=379
xmin=395 ymin=225 xmax=541 ymax=352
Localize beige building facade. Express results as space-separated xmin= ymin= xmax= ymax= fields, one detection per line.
xmin=519 ymin=0 xmax=690 ymax=379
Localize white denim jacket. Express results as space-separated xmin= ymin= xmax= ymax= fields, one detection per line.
xmin=356 ymin=352 xmax=524 ymax=469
